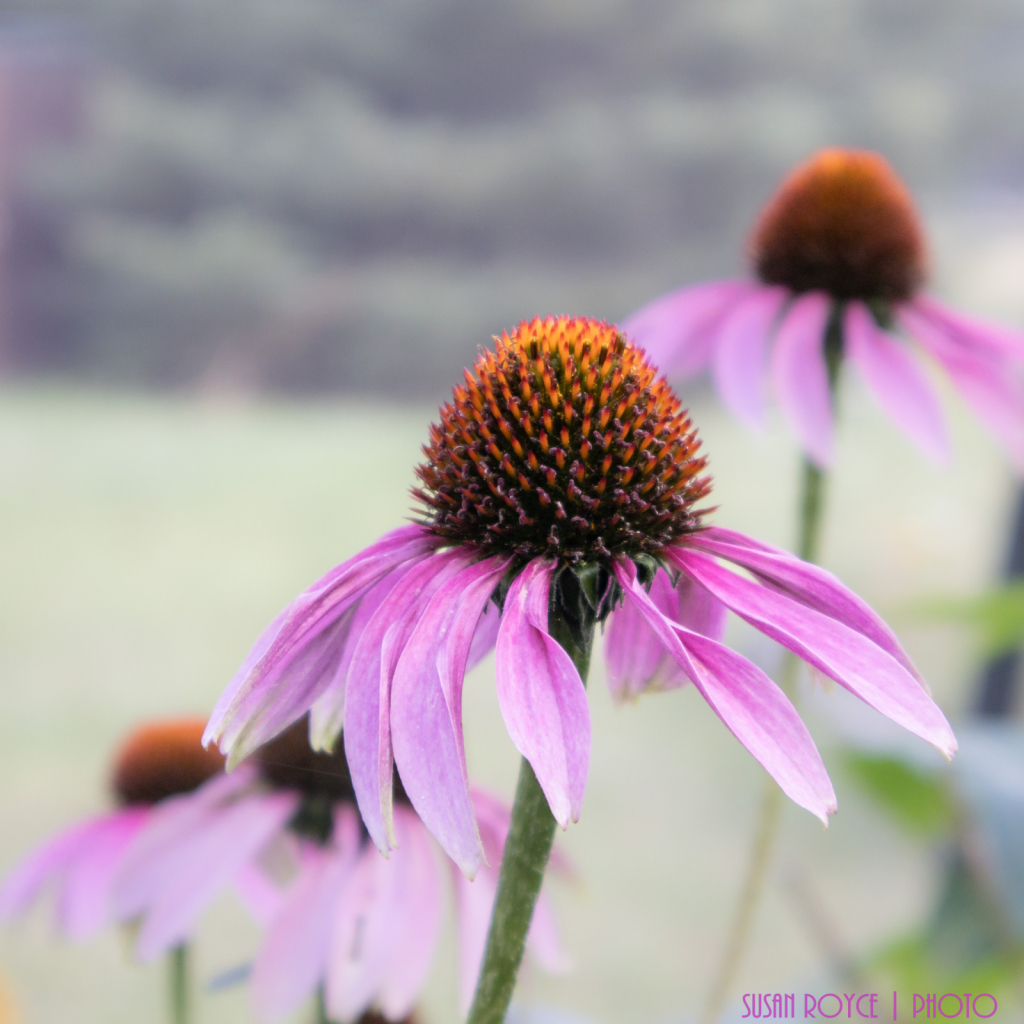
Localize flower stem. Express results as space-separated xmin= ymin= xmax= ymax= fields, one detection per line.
xmin=315 ymin=985 xmax=331 ymax=1024
xmin=467 ymin=605 xmax=592 ymax=1024
xmin=701 ymin=457 xmax=827 ymax=1024
xmin=168 ymin=944 xmax=189 ymax=1024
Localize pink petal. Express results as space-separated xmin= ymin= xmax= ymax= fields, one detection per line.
xmin=112 ymin=767 xmax=259 ymax=921
xmin=250 ymin=823 xmax=359 ymax=1024
xmin=900 ymin=302 xmax=1024 ymax=473
xmin=770 ymin=291 xmax=834 ymax=467
xmin=343 ymin=549 xmax=469 ymax=855
xmin=711 ymin=285 xmax=789 ymax=430
xmin=467 ymin=600 xmax=501 ymax=669
xmin=325 ymin=842 xmax=403 ymax=1022
xmin=613 ymin=559 xmax=836 ymax=821
xmin=494 ymin=560 xmax=591 ymax=828
xmin=206 ymin=525 xmax=437 ymax=762
xmin=133 ymin=792 xmax=298 ymax=961
xmin=526 ymin=889 xmax=570 ymax=973
xmin=844 ymin=301 xmax=950 ymax=463
xmin=390 ymin=555 xmax=509 ymax=878
xmin=622 ymin=280 xmax=752 ymax=375
xmin=604 ymin=569 xmax=690 ymax=699
xmin=377 ymin=811 xmax=444 ymax=1020
xmin=309 ymin=561 xmax=418 ymax=753
xmin=689 ymin=526 xmax=924 ymax=686
xmin=0 ymin=817 xmax=109 ymax=924
xmin=671 ymin=548 xmax=957 ymax=758
xmin=914 ymin=295 xmax=1024 ymax=362
xmin=232 ymin=861 xmax=286 ymax=927
xmin=59 ymin=809 xmax=150 ymax=940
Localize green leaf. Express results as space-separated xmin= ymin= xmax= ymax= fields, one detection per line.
xmin=841 ymin=752 xmax=952 ymax=835
xmin=912 ymin=582 xmax=1024 ymax=658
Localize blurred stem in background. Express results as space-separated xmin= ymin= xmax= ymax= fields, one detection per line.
xmin=974 ymin=484 xmax=1024 ymax=717
xmin=315 ymin=986 xmax=330 ymax=1024
xmin=169 ymin=944 xmax=189 ymax=1024
xmin=702 ymin=307 xmax=842 ymax=1024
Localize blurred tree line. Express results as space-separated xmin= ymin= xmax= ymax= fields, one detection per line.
xmin=6 ymin=0 xmax=1024 ymax=395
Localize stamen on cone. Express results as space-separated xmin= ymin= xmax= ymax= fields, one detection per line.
xmin=414 ymin=315 xmax=712 ymax=563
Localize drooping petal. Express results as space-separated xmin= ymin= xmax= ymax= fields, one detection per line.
xmin=58 ymin=809 xmax=150 ymax=940
xmin=133 ymin=792 xmax=298 ymax=961
xmin=711 ymin=285 xmax=789 ymax=430
xmin=613 ymin=559 xmax=836 ymax=821
xmin=494 ymin=560 xmax=591 ymax=828
xmin=671 ymin=548 xmax=957 ymax=758
xmin=770 ymin=291 xmax=834 ymax=467
xmin=249 ymin=810 xmax=361 ymax=1023
xmin=466 ymin=599 xmax=501 ymax=670
xmin=900 ymin=302 xmax=1024 ymax=473
xmin=390 ymin=555 xmax=509 ymax=877
xmin=325 ymin=840 xmax=404 ymax=1022
xmin=0 ymin=817 xmax=109 ymax=924
xmin=309 ymin=562 xmax=418 ymax=753
xmin=232 ymin=860 xmax=287 ymax=927
xmin=205 ymin=525 xmax=437 ymax=763
xmin=377 ymin=811 xmax=444 ymax=1021
xmin=844 ymin=301 xmax=950 ymax=463
xmin=112 ymin=767 xmax=259 ymax=921
xmin=604 ymin=569 xmax=690 ymax=699
xmin=913 ymin=294 xmax=1024 ymax=363
xmin=688 ymin=526 xmax=924 ymax=685
xmin=344 ymin=548 xmax=469 ymax=855
xmin=623 ymin=280 xmax=752 ymax=375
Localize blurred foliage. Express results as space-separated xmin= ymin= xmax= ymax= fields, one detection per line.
xmin=7 ymin=0 xmax=1024 ymax=391
xmin=915 ymin=583 xmax=1024 ymax=658
xmin=840 ymin=752 xmax=953 ymax=836
xmin=850 ymin=727 xmax=1024 ymax=1011
xmin=872 ymin=859 xmax=1024 ymax=1007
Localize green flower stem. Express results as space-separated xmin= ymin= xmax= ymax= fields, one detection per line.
xmin=701 ymin=456 xmax=827 ymax=1024
xmin=467 ymin=605 xmax=592 ymax=1024
xmin=169 ymin=943 xmax=190 ymax=1024
xmin=315 ymin=986 xmax=331 ymax=1024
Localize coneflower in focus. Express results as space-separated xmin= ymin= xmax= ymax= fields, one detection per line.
xmin=203 ymin=314 xmax=955 ymax=1023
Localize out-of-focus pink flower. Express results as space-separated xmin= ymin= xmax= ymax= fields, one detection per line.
xmin=205 ymin=317 xmax=956 ymax=881
xmin=120 ymin=719 xmax=564 ymax=1024
xmin=625 ymin=148 xmax=1024 ymax=470
xmin=0 ymin=718 xmax=272 ymax=946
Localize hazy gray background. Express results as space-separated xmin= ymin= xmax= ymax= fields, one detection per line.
xmin=4 ymin=0 xmax=1024 ymax=394
xmin=3 ymin=2 xmax=1024 ymax=1023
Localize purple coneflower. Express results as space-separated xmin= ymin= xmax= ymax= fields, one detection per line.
xmin=207 ymin=315 xmax=953 ymax=862
xmin=0 ymin=718 xmax=264 ymax=1023
xmin=204 ymin=315 xmax=954 ymax=1022
xmin=625 ymin=148 xmax=1024 ymax=470
xmin=0 ymin=718 xmax=230 ymax=943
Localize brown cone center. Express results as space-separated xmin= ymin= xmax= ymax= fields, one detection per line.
xmin=111 ymin=718 xmax=225 ymax=806
xmin=751 ymin=148 xmax=927 ymax=302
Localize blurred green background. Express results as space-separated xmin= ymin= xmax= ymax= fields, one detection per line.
xmin=2 ymin=0 xmax=1024 ymax=1021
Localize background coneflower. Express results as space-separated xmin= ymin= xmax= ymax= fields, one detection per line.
xmin=626 ymin=148 xmax=1024 ymax=475
xmin=0 ymin=718 xmax=239 ymax=1024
